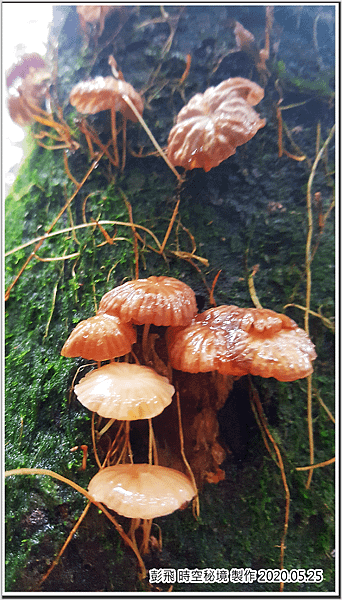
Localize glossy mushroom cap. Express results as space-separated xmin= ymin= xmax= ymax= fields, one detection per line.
xmin=88 ymin=463 xmax=196 ymax=519
xmin=69 ymin=76 xmax=143 ymax=121
xmin=167 ymin=77 xmax=265 ymax=172
xmin=166 ymin=306 xmax=249 ymax=376
xmin=98 ymin=276 xmax=198 ymax=327
xmin=167 ymin=305 xmax=317 ymax=381
xmin=74 ymin=362 xmax=175 ymax=420
xmin=61 ymin=313 xmax=136 ymax=361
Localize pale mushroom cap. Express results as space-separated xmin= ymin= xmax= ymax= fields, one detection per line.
xmin=98 ymin=276 xmax=198 ymax=327
xmin=88 ymin=463 xmax=196 ymax=519
xmin=69 ymin=76 xmax=143 ymax=121
xmin=61 ymin=313 xmax=136 ymax=361
xmin=167 ymin=305 xmax=316 ymax=381
xmin=74 ymin=362 xmax=175 ymax=420
xmin=167 ymin=77 xmax=265 ymax=172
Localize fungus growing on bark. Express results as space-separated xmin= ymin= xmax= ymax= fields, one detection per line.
xmin=69 ymin=67 xmax=143 ymax=167
xmin=88 ymin=463 xmax=196 ymax=553
xmin=167 ymin=305 xmax=316 ymax=381
xmin=74 ymin=362 xmax=174 ymax=421
xmin=61 ymin=313 xmax=136 ymax=363
xmin=167 ymin=77 xmax=266 ymax=171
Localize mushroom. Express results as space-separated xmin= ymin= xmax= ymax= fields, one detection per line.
xmin=165 ymin=305 xmax=316 ymax=484
xmin=74 ymin=362 xmax=175 ymax=421
xmin=167 ymin=77 xmax=266 ymax=171
xmin=76 ymin=5 xmax=118 ymax=40
xmin=74 ymin=362 xmax=175 ymax=464
xmin=6 ymin=54 xmax=51 ymax=126
xmin=69 ymin=64 xmax=143 ymax=168
xmin=6 ymin=53 xmax=47 ymax=88
xmin=166 ymin=306 xmax=249 ymax=376
xmin=167 ymin=305 xmax=317 ymax=381
xmin=98 ymin=276 xmax=198 ymax=364
xmin=88 ymin=463 xmax=196 ymax=553
xmin=61 ymin=313 xmax=137 ymax=365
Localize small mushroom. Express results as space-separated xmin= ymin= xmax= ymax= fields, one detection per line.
xmin=77 ymin=5 xmax=118 ymax=40
xmin=88 ymin=463 xmax=196 ymax=519
xmin=98 ymin=276 xmax=198 ymax=364
xmin=6 ymin=53 xmax=51 ymax=126
xmin=61 ymin=313 xmax=136 ymax=363
xmin=98 ymin=276 xmax=197 ymax=327
xmin=69 ymin=69 xmax=143 ymax=168
xmin=74 ymin=362 xmax=175 ymax=420
xmin=167 ymin=77 xmax=266 ymax=172
xmin=88 ymin=463 xmax=196 ymax=554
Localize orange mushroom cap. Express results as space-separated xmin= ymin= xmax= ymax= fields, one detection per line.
xmin=61 ymin=313 xmax=136 ymax=361
xmin=167 ymin=305 xmax=316 ymax=381
xmin=167 ymin=77 xmax=265 ymax=172
xmin=74 ymin=362 xmax=175 ymax=420
xmin=69 ymin=76 xmax=143 ymax=122
xmin=166 ymin=306 xmax=249 ymax=376
xmin=88 ymin=463 xmax=196 ymax=519
xmin=98 ymin=276 xmax=198 ymax=327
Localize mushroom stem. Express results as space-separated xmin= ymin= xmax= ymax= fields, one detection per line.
xmin=148 ymin=419 xmax=158 ymax=465
xmin=105 ymin=421 xmax=125 ymax=465
xmin=140 ymin=518 xmax=153 ymax=555
xmin=148 ymin=418 xmax=153 ymax=464
xmin=110 ymin=107 xmax=120 ymax=166
xmin=142 ymin=323 xmax=151 ymax=363
xmin=129 ymin=518 xmax=151 ymax=568
xmin=92 ymin=411 xmax=102 ymax=469
xmin=116 ymin=420 xmax=133 ymax=464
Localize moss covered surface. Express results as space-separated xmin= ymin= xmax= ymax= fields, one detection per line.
xmin=5 ymin=5 xmax=335 ymax=594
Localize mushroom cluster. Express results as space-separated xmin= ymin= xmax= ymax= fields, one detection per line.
xmin=62 ymin=276 xmax=316 ymax=497
xmin=62 ymin=276 xmax=199 ymax=557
